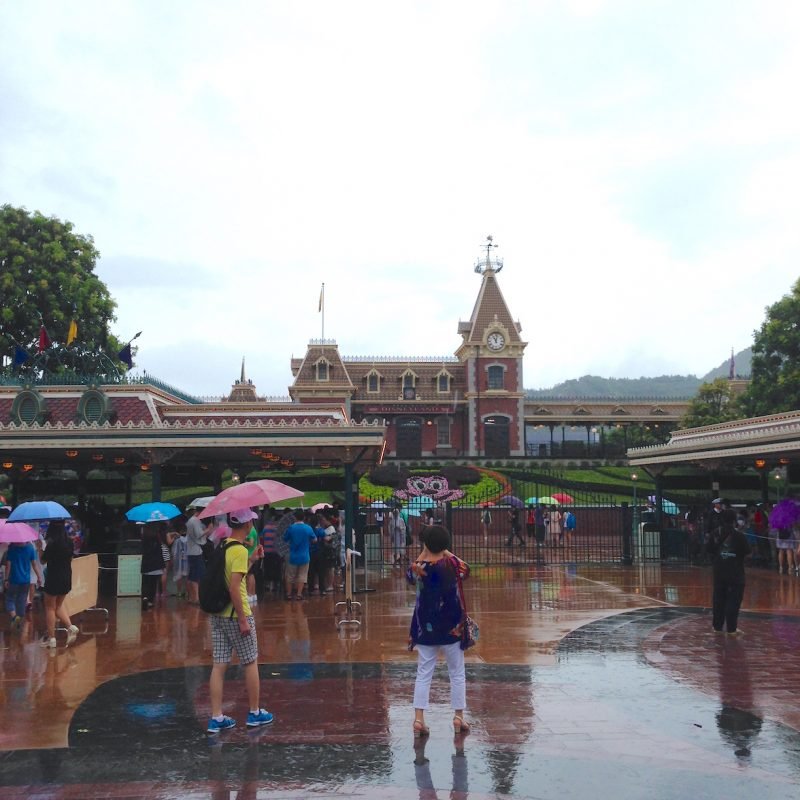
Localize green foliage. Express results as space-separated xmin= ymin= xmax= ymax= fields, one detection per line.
xmin=604 ymin=423 xmax=673 ymax=449
xmin=681 ymin=378 xmax=741 ymax=428
xmin=0 ymin=205 xmax=124 ymax=377
xmin=368 ymin=464 xmax=409 ymax=488
xmin=741 ymin=279 xmax=800 ymax=417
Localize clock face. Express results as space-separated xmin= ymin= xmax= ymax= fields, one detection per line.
xmin=487 ymin=332 xmax=505 ymax=351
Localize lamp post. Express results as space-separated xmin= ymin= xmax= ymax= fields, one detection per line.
xmin=774 ymin=470 xmax=782 ymax=503
xmin=631 ymin=472 xmax=639 ymax=534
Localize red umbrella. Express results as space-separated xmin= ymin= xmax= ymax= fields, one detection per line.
xmin=552 ymin=493 xmax=574 ymax=504
xmin=0 ymin=519 xmax=40 ymax=543
xmin=198 ymin=479 xmax=304 ymax=519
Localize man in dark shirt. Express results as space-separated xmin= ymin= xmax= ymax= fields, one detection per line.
xmin=706 ymin=509 xmax=751 ymax=635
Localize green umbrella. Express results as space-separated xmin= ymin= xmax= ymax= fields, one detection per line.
xmin=536 ymin=496 xmax=559 ymax=505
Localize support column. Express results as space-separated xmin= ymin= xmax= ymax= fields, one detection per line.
xmin=151 ymin=464 xmax=162 ymax=502
xmin=344 ymin=461 xmax=356 ymax=550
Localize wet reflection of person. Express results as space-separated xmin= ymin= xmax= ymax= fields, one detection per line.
xmin=413 ymin=734 xmax=469 ymax=800
xmin=715 ymin=637 xmax=762 ymax=761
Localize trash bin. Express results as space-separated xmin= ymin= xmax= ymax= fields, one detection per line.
xmin=635 ymin=522 xmax=661 ymax=562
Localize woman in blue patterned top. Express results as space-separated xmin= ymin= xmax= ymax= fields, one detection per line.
xmin=407 ymin=525 xmax=471 ymax=737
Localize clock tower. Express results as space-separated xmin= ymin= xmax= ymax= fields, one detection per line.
xmin=456 ymin=237 xmax=527 ymax=458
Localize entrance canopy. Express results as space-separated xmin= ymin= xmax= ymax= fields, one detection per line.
xmin=628 ymin=410 xmax=800 ymax=471
xmin=0 ymin=381 xmax=386 ymax=503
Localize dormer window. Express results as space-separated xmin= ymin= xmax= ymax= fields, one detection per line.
xmin=402 ymin=371 xmax=416 ymax=389
xmin=315 ymin=359 xmax=330 ymax=381
xmin=367 ymin=371 xmax=380 ymax=393
xmin=437 ymin=372 xmax=451 ymax=393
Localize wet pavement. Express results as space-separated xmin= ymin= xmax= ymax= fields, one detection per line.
xmin=1 ymin=563 xmax=800 ymax=798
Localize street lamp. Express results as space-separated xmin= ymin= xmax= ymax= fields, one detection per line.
xmin=631 ymin=472 xmax=639 ymax=534
xmin=774 ymin=470 xmax=782 ymax=503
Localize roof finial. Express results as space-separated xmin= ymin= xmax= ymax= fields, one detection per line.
xmin=474 ymin=235 xmax=503 ymax=274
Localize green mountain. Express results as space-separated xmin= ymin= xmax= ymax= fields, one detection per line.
xmin=527 ymin=348 xmax=752 ymax=398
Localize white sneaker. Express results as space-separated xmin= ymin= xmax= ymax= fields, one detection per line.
xmin=40 ymin=636 xmax=57 ymax=649
xmin=66 ymin=625 xmax=79 ymax=644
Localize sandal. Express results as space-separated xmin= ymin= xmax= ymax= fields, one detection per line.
xmin=413 ymin=720 xmax=430 ymax=738
xmin=453 ymin=715 xmax=471 ymax=734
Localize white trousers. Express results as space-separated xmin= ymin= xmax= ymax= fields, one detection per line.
xmin=413 ymin=641 xmax=466 ymax=710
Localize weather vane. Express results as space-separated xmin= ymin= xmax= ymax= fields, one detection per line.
xmin=474 ymin=234 xmax=503 ymax=274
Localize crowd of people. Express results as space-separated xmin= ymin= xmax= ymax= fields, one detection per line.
xmin=685 ymin=498 xmax=800 ymax=574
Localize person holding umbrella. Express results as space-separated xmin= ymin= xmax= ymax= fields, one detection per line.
xmin=207 ymin=508 xmax=273 ymax=733
xmin=40 ymin=520 xmax=80 ymax=648
xmin=0 ymin=523 xmax=44 ymax=631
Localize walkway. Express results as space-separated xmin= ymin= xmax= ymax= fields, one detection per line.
xmin=1 ymin=564 xmax=800 ymax=799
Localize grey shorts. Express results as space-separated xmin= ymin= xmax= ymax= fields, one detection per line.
xmin=211 ymin=614 xmax=258 ymax=665
xmin=285 ymin=562 xmax=309 ymax=584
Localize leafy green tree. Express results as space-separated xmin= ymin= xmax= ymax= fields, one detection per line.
xmin=681 ymin=377 xmax=741 ymax=428
xmin=0 ymin=205 xmax=126 ymax=378
xmin=740 ymin=279 xmax=800 ymax=417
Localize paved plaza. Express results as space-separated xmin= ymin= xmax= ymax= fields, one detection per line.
xmin=2 ymin=563 xmax=800 ymax=799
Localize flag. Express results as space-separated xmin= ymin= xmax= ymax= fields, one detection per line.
xmin=729 ymin=348 xmax=735 ymax=380
xmin=38 ymin=325 xmax=50 ymax=353
xmin=13 ymin=346 xmax=29 ymax=365
xmin=67 ymin=319 xmax=78 ymax=346
xmin=118 ymin=343 xmax=133 ymax=369
xmin=318 ymin=283 xmax=324 ymax=313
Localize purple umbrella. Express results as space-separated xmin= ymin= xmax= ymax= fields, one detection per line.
xmin=769 ymin=498 xmax=800 ymax=530
xmin=500 ymin=495 xmax=525 ymax=508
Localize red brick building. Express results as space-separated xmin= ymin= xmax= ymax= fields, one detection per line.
xmin=290 ymin=243 xmax=526 ymax=459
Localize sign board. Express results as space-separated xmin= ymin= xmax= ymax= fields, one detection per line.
xmin=117 ymin=554 xmax=142 ymax=596
xmin=62 ymin=554 xmax=99 ymax=617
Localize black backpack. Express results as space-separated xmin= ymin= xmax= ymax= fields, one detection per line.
xmin=199 ymin=540 xmax=246 ymax=614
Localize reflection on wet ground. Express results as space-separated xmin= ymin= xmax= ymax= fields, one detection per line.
xmin=1 ymin=564 xmax=800 ymax=798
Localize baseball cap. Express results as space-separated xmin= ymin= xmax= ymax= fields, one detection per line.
xmin=229 ymin=508 xmax=258 ymax=525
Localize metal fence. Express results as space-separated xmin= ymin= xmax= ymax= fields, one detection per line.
xmin=358 ymin=474 xmax=635 ymax=566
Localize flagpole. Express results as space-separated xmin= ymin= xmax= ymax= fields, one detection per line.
xmin=321 ymin=282 xmax=325 ymax=340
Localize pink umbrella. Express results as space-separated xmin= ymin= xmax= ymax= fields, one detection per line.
xmin=0 ymin=519 xmax=40 ymax=543
xmin=311 ymin=502 xmax=333 ymax=512
xmin=198 ymin=479 xmax=304 ymax=519
xmin=209 ymin=524 xmax=232 ymax=544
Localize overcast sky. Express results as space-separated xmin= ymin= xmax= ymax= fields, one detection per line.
xmin=2 ymin=1 xmax=799 ymax=399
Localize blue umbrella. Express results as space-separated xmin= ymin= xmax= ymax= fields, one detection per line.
xmin=8 ymin=500 xmax=71 ymax=522
xmin=126 ymin=502 xmax=182 ymax=523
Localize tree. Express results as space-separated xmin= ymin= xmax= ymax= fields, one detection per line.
xmin=0 ymin=205 xmax=127 ymax=378
xmin=740 ymin=278 xmax=800 ymax=417
xmin=681 ymin=378 xmax=741 ymax=428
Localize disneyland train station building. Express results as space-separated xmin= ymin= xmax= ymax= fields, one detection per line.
xmin=0 ymin=245 xmax=701 ymax=503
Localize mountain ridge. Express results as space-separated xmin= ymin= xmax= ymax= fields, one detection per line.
xmin=526 ymin=348 xmax=752 ymax=398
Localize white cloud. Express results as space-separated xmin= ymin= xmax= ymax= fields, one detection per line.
xmin=1 ymin=1 xmax=798 ymax=396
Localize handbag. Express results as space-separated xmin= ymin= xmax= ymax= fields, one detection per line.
xmin=450 ymin=555 xmax=479 ymax=650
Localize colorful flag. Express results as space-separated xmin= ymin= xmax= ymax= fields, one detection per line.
xmin=38 ymin=325 xmax=50 ymax=353
xmin=118 ymin=343 xmax=133 ymax=368
xmin=13 ymin=346 xmax=29 ymax=365
xmin=67 ymin=319 xmax=78 ymax=346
